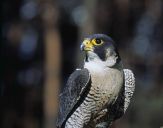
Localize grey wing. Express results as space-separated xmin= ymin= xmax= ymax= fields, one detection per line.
xmin=56 ymin=68 xmax=91 ymax=128
xmin=109 ymin=69 xmax=135 ymax=120
xmin=95 ymin=69 xmax=135 ymax=127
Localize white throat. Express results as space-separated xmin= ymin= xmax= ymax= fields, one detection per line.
xmin=84 ymin=51 xmax=118 ymax=69
xmin=84 ymin=60 xmax=105 ymax=73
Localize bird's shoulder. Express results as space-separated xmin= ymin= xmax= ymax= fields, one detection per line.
xmin=56 ymin=68 xmax=91 ymax=127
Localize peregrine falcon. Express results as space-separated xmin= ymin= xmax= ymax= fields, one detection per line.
xmin=57 ymin=34 xmax=135 ymax=128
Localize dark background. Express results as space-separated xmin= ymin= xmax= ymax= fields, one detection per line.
xmin=1 ymin=0 xmax=163 ymax=128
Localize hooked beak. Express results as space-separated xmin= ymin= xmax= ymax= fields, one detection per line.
xmin=80 ymin=39 xmax=93 ymax=52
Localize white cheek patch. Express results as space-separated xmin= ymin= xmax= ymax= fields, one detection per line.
xmin=105 ymin=56 xmax=117 ymax=67
xmin=105 ymin=48 xmax=117 ymax=67
xmin=84 ymin=48 xmax=118 ymax=69
xmin=87 ymin=51 xmax=99 ymax=60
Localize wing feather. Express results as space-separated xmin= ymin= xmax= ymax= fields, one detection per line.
xmin=56 ymin=68 xmax=91 ymax=127
xmin=123 ymin=69 xmax=135 ymax=112
xmin=110 ymin=69 xmax=135 ymax=119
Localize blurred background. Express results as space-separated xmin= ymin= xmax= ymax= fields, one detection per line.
xmin=1 ymin=0 xmax=163 ymax=128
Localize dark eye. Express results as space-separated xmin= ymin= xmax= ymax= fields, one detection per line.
xmin=95 ymin=38 xmax=102 ymax=44
xmin=92 ymin=38 xmax=103 ymax=45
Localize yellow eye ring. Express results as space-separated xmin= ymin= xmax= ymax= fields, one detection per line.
xmin=92 ymin=38 xmax=103 ymax=45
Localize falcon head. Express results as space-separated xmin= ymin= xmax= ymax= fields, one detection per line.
xmin=81 ymin=34 xmax=121 ymax=67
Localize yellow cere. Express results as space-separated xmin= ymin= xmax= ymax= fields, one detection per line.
xmin=83 ymin=39 xmax=93 ymax=51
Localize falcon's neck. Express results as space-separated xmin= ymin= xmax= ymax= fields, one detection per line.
xmin=84 ymin=59 xmax=124 ymax=105
xmin=84 ymin=58 xmax=123 ymax=74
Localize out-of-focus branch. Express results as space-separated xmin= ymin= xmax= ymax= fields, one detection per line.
xmin=40 ymin=1 xmax=61 ymax=128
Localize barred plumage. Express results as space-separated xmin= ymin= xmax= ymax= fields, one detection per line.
xmin=56 ymin=34 xmax=135 ymax=128
xmin=123 ymin=69 xmax=135 ymax=112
